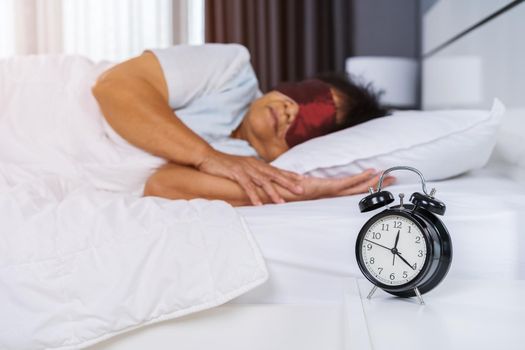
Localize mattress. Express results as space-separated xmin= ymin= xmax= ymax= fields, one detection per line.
xmin=235 ymin=165 xmax=525 ymax=303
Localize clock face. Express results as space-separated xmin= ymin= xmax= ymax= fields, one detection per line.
xmin=360 ymin=215 xmax=428 ymax=286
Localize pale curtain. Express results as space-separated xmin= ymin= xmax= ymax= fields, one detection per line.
xmin=0 ymin=0 xmax=16 ymax=56
xmin=0 ymin=0 xmax=201 ymax=61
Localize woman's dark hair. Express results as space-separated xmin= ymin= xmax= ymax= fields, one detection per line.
xmin=316 ymin=73 xmax=389 ymax=131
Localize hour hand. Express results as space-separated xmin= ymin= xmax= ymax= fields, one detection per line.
xmin=392 ymin=230 xmax=400 ymax=266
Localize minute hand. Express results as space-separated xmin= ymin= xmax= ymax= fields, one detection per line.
xmin=396 ymin=252 xmax=416 ymax=270
xmin=364 ymin=239 xmax=391 ymax=251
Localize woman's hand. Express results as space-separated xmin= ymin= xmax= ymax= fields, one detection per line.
xmin=298 ymin=169 xmax=396 ymax=201
xmin=144 ymin=162 xmax=396 ymax=207
xmin=197 ymin=150 xmax=304 ymax=206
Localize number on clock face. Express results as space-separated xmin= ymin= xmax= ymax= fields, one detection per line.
xmin=361 ymin=215 xmax=427 ymax=286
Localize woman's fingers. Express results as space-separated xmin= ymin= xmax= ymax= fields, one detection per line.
xmin=198 ymin=151 xmax=298 ymax=205
xmin=241 ymin=161 xmax=291 ymax=205
xmin=349 ymin=175 xmax=382 ymax=194
xmin=339 ymin=175 xmax=396 ymax=196
xmin=234 ymin=172 xmax=264 ymax=206
xmin=329 ymin=169 xmax=376 ymax=191
xmin=336 ymin=176 xmax=378 ymax=196
xmin=357 ymin=174 xmax=395 ymax=193
xmin=249 ymin=168 xmax=285 ymax=204
xmin=279 ymin=169 xmax=304 ymax=181
xmin=259 ymin=179 xmax=285 ymax=204
xmin=338 ymin=169 xmax=377 ymax=187
xmin=379 ymin=176 xmax=396 ymax=188
xmin=257 ymin=163 xmax=303 ymax=195
xmin=302 ymin=170 xmax=377 ymax=199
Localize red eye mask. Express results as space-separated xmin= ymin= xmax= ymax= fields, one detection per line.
xmin=275 ymin=79 xmax=337 ymax=148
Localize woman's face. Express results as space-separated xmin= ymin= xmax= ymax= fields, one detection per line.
xmin=233 ymin=88 xmax=343 ymax=161
xmin=235 ymin=91 xmax=298 ymax=161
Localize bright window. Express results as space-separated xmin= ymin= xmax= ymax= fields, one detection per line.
xmin=0 ymin=0 xmax=205 ymax=61
xmin=62 ymin=0 xmax=173 ymax=61
xmin=0 ymin=0 xmax=16 ymax=58
xmin=188 ymin=0 xmax=205 ymax=45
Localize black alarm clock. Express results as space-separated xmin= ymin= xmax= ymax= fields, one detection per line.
xmin=355 ymin=166 xmax=452 ymax=304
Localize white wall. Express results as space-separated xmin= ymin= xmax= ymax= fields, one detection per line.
xmin=422 ymin=1 xmax=525 ymax=110
xmin=422 ymin=0 xmax=514 ymax=55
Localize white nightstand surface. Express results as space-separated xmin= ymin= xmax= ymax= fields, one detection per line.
xmin=345 ymin=278 xmax=525 ymax=350
xmin=91 ymin=304 xmax=345 ymax=349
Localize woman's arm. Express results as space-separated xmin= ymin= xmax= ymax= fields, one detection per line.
xmin=92 ymin=52 xmax=212 ymax=166
xmin=92 ymin=52 xmax=302 ymax=205
xmin=143 ymin=163 xmax=394 ymax=206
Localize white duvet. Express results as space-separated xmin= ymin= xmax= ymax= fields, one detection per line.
xmin=0 ymin=55 xmax=268 ymax=349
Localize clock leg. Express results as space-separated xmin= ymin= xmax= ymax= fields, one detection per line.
xmin=414 ymin=287 xmax=425 ymax=305
xmin=367 ymin=285 xmax=378 ymax=300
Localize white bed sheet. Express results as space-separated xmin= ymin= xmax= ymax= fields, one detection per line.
xmin=235 ymin=165 xmax=525 ymax=303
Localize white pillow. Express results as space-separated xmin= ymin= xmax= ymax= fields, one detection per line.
xmin=487 ymin=106 xmax=525 ymax=183
xmin=271 ymin=99 xmax=505 ymax=182
xmin=490 ymin=107 xmax=525 ymax=165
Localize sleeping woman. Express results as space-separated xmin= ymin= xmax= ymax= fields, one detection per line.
xmin=92 ymin=44 xmax=394 ymax=206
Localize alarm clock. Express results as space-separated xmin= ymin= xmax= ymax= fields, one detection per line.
xmin=355 ymin=166 xmax=452 ymax=304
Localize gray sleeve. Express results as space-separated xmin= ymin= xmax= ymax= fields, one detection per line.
xmin=149 ymin=43 xmax=256 ymax=110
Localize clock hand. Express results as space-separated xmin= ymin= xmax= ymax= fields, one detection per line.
xmin=364 ymin=239 xmax=391 ymax=251
xmin=396 ymin=252 xmax=415 ymax=270
xmin=392 ymin=230 xmax=400 ymax=266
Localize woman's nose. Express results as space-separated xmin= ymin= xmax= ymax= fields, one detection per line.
xmin=284 ymin=100 xmax=299 ymax=124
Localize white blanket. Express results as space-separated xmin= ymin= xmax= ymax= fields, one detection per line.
xmin=0 ymin=55 xmax=268 ymax=349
